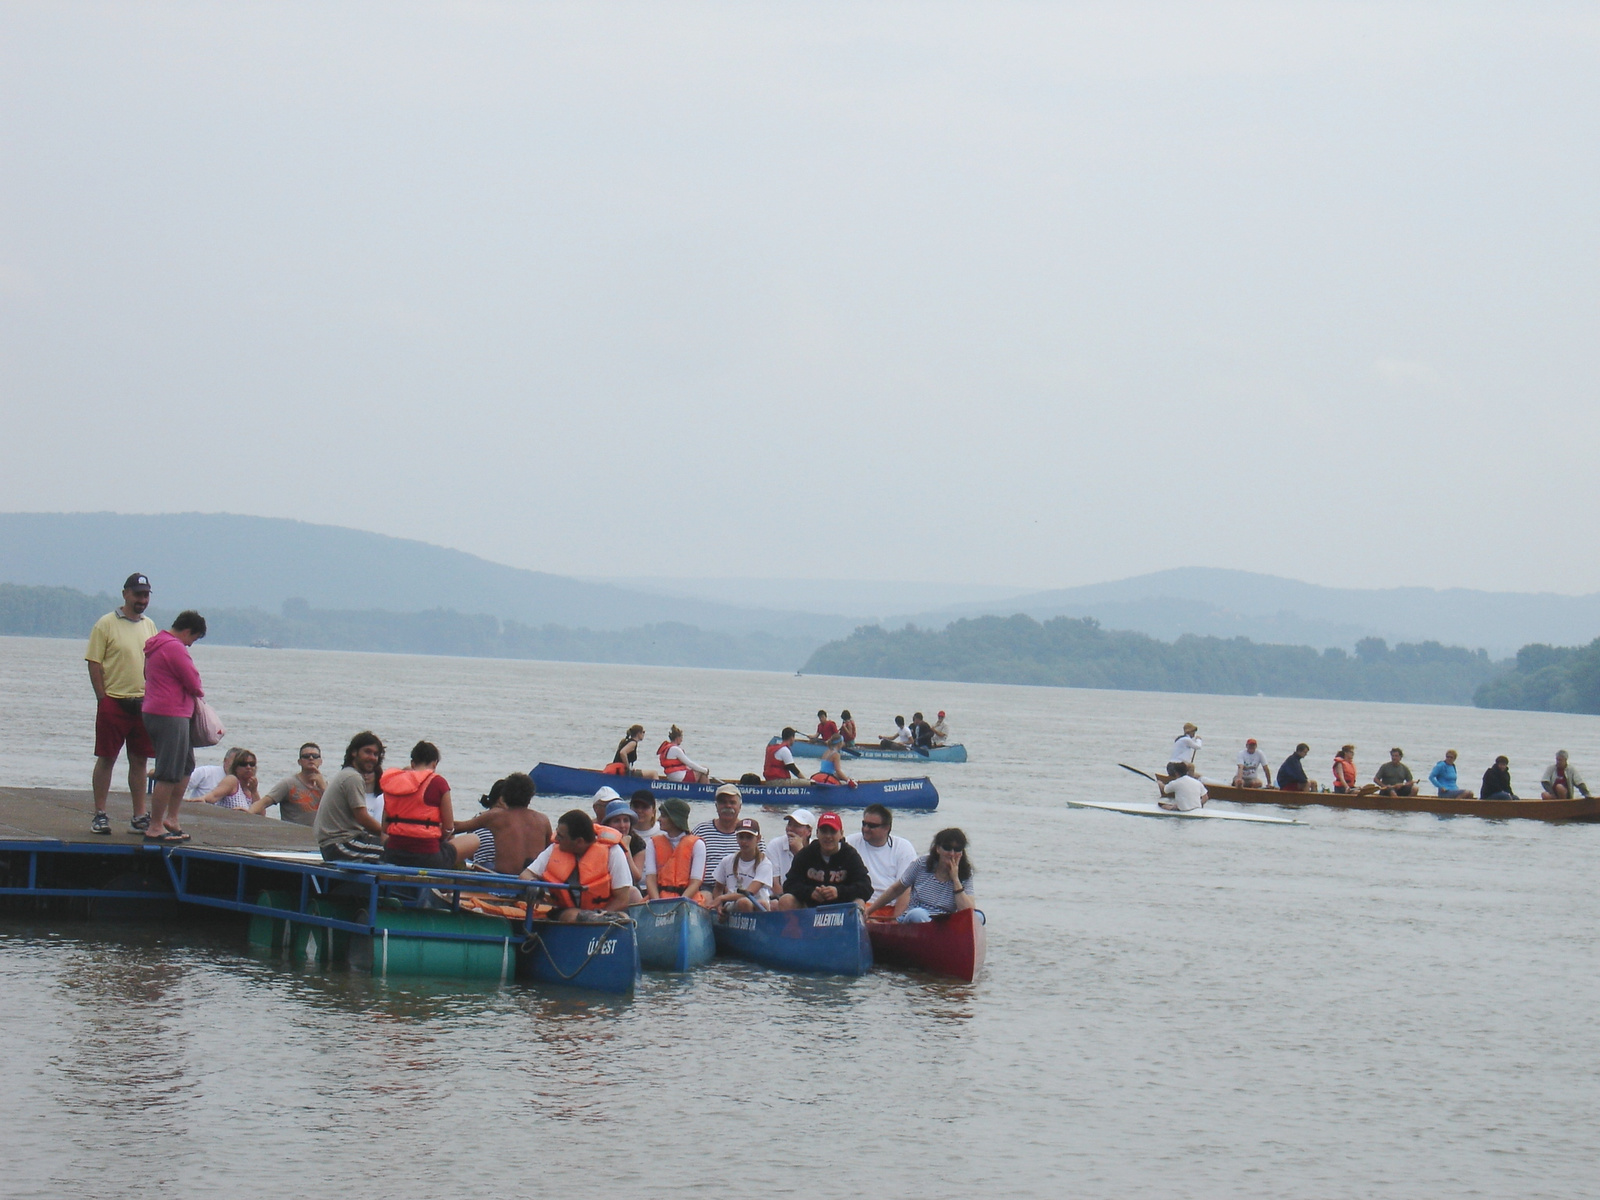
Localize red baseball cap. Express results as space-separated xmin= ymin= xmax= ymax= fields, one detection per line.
xmin=817 ymin=812 xmax=843 ymax=832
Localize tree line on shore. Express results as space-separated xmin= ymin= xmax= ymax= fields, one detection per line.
xmin=6 ymin=581 xmax=1599 ymax=713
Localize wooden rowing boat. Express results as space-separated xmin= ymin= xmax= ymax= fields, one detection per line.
xmin=1159 ymin=776 xmax=1600 ymax=823
xmin=867 ymin=908 xmax=985 ymax=981
xmin=781 ymin=738 xmax=969 ymax=764
xmin=530 ymin=762 xmax=939 ymax=810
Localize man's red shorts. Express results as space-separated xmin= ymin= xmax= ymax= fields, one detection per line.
xmin=95 ymin=695 xmax=154 ymax=759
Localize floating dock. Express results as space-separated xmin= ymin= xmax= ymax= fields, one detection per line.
xmin=0 ymin=787 xmax=639 ymax=994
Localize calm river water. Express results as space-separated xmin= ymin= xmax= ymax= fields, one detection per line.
xmin=3 ymin=635 xmax=1598 ymax=1198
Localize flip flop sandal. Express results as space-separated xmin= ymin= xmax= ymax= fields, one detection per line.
xmin=143 ymin=830 xmax=181 ymax=844
xmin=164 ymin=829 xmax=192 ymax=842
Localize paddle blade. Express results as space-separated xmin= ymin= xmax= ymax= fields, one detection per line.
xmin=1118 ymin=763 xmax=1159 ymax=782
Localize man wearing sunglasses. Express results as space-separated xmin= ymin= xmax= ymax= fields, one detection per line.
xmin=252 ymin=743 xmax=327 ymax=826
xmin=849 ymin=804 xmax=918 ymax=914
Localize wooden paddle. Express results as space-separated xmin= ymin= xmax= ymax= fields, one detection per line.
xmin=1118 ymin=763 xmax=1160 ymax=782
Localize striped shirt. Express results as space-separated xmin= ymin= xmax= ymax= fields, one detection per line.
xmin=898 ymin=858 xmax=976 ymax=916
xmin=692 ymin=821 xmax=742 ymax=882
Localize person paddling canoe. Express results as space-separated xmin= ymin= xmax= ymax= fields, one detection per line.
xmin=1167 ymin=724 xmax=1201 ymax=778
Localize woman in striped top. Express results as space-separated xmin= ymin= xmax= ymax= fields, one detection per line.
xmin=870 ymin=828 xmax=978 ymax=924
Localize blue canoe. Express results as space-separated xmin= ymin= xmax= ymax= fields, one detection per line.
xmin=711 ymin=903 xmax=873 ymax=976
xmin=530 ymin=762 xmax=938 ymax=811
xmin=629 ymin=898 xmax=716 ymax=971
xmin=779 ymin=737 xmax=969 ymax=764
xmin=515 ymin=917 xmax=640 ymax=995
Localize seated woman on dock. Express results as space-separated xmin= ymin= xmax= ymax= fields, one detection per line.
xmin=711 ymin=818 xmax=773 ymax=911
xmin=380 ymin=740 xmax=457 ymax=869
xmin=866 ymin=827 xmax=978 ymax=925
xmin=198 ymin=749 xmax=261 ymax=810
xmin=809 ymin=736 xmax=857 ymax=787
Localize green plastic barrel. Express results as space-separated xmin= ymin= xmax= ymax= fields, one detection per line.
xmin=349 ymin=907 xmax=517 ymax=982
xmin=286 ymin=897 xmax=361 ymax=965
xmin=247 ymin=890 xmax=298 ymax=953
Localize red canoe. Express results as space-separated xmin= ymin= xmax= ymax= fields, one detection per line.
xmin=867 ymin=908 xmax=986 ymax=982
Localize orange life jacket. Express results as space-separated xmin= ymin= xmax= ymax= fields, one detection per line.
xmin=380 ymin=768 xmax=441 ymax=843
xmin=763 ymin=742 xmax=792 ymax=780
xmin=1333 ymin=758 xmax=1356 ymax=788
xmin=657 ymin=740 xmax=695 ymax=777
xmin=650 ymin=832 xmax=700 ymax=894
xmin=542 ymin=840 xmax=614 ymax=911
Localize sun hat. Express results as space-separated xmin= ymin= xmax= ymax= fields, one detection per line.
xmin=592 ymin=786 xmax=621 ymax=804
xmin=1183 ymin=723 xmax=1198 ymax=734
xmin=786 ymin=807 xmax=816 ymax=827
xmin=660 ymin=797 xmax=692 ymax=829
xmin=817 ymin=812 xmax=843 ymax=832
xmin=714 ymin=783 xmax=741 ymax=801
xmin=603 ymin=799 xmax=633 ymax=822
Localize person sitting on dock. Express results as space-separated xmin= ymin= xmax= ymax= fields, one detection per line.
xmin=603 ymin=798 xmax=646 ymax=886
xmin=867 ymin=828 xmax=978 ymax=924
xmin=630 ymin=789 xmax=661 ymax=839
xmin=1158 ymin=763 xmax=1208 ymax=811
xmin=763 ymin=730 xmax=806 ymax=782
xmin=1276 ymin=744 xmax=1312 ymax=792
xmin=453 ymin=772 xmax=551 ymax=874
xmin=1373 ymin=748 xmax=1417 ymax=797
xmin=850 ymin=804 xmax=918 ymax=913
xmin=657 ymin=725 xmax=711 ymax=783
xmin=314 ymin=732 xmax=386 ymax=864
xmin=813 ymin=710 xmax=838 ymax=744
xmin=838 ymin=710 xmax=857 ymax=750
xmin=643 ymin=797 xmax=705 ymax=903
xmin=1167 ymin=724 xmax=1202 ymax=779
xmin=1481 ymin=756 xmax=1518 ymax=801
xmin=380 ymin=740 xmax=456 ymax=869
xmin=198 ymin=748 xmax=261 ymax=810
xmin=1332 ymin=745 xmax=1358 ymax=793
xmin=250 ymin=743 xmax=324 ymax=825
xmin=809 ymin=736 xmax=856 ymax=787
xmin=693 ymin=784 xmax=744 ymax=881
xmin=878 ymin=715 xmax=914 ymax=751
xmin=1232 ymin=738 xmax=1269 ymax=789
xmin=776 ymin=811 xmax=873 ymax=910
xmin=1428 ymin=750 xmax=1475 ymax=799
xmin=185 ymin=747 xmax=241 ymax=801
xmin=765 ymin=808 xmax=813 ymax=900
xmin=711 ymin=817 xmax=773 ymax=911
xmin=1540 ymin=750 xmax=1591 ymax=799
xmin=523 ymin=810 xmax=640 ymax=921
xmin=931 ymin=711 xmax=949 ymax=746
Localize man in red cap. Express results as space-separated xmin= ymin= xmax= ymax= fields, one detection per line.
xmin=1232 ymin=738 xmax=1269 ymax=789
xmin=775 ymin=811 xmax=873 ymax=910
xmin=931 ymin=711 xmax=950 ymax=746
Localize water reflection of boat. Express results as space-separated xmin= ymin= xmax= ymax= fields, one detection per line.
xmin=867 ymin=909 xmax=985 ymax=981
xmin=711 ymin=903 xmax=873 ymax=975
xmin=629 ymin=897 xmax=715 ymax=971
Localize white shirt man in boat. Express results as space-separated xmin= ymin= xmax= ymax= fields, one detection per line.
xmin=1167 ymin=723 xmax=1201 ymax=779
xmin=931 ymin=711 xmax=950 ymax=746
xmin=1159 ymin=763 xmax=1208 ymax=812
xmin=849 ymin=803 xmax=919 ymax=913
xmin=1232 ymin=738 xmax=1269 ymax=789
xmin=764 ymin=808 xmax=814 ymax=899
xmin=878 ymin=716 xmax=914 ymax=751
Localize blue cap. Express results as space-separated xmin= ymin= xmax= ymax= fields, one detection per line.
xmin=603 ymin=799 xmax=633 ymax=821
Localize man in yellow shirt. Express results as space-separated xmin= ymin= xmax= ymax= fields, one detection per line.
xmin=84 ymin=573 xmax=158 ymax=835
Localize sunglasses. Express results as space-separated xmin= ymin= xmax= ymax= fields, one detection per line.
xmin=300 ymin=754 xmax=321 ymax=761
xmin=860 ymin=820 xmax=885 ymax=829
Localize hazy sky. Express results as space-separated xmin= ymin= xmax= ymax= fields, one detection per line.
xmin=3 ymin=3 xmax=1597 ymax=593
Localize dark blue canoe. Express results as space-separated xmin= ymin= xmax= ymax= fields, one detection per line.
xmin=780 ymin=737 xmax=969 ymax=764
xmin=629 ymin=897 xmax=716 ymax=971
xmin=712 ymin=902 xmax=873 ymax=976
xmin=514 ymin=917 xmax=640 ymax=994
xmin=530 ymin=762 xmax=938 ymax=811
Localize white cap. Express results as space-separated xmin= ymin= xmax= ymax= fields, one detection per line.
xmin=592 ymin=786 xmax=621 ymax=803
xmin=786 ymin=807 xmax=816 ymax=827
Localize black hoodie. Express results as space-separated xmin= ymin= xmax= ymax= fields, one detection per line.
xmin=783 ymin=840 xmax=873 ymax=906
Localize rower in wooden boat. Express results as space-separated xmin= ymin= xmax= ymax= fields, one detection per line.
xmin=1232 ymin=738 xmax=1270 ymax=789
xmin=643 ymin=797 xmax=707 ymax=906
xmin=1167 ymin=723 xmax=1202 ymax=779
xmin=1481 ymin=756 xmax=1518 ymax=800
xmin=1373 ymin=747 xmax=1418 ymax=797
xmin=709 ymin=817 xmax=773 ymax=911
xmin=866 ymin=827 xmax=979 ymax=925
xmin=1540 ymin=750 xmax=1592 ymax=800
xmin=520 ymin=809 xmax=641 ymax=922
xmin=809 ymin=736 xmax=857 ymax=788
xmin=1332 ymin=745 xmax=1359 ymax=793
xmin=1158 ymin=763 xmax=1209 ymax=811
xmin=763 ymin=728 xmax=807 ymax=782
xmin=764 ymin=808 xmax=813 ymax=903
xmin=1276 ymin=743 xmax=1312 ymax=792
xmin=774 ymin=811 xmax=874 ymax=911
xmin=1428 ymin=750 xmax=1476 ymax=799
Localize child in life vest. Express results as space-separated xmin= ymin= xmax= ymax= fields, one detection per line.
xmin=710 ymin=818 xmax=773 ymax=912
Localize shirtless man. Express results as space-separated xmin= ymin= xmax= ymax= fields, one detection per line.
xmin=452 ymin=772 xmax=551 ymax=874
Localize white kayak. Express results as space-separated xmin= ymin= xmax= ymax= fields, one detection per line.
xmin=1068 ymin=799 xmax=1301 ymax=825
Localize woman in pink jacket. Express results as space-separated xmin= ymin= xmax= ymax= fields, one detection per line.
xmin=141 ymin=610 xmax=208 ymax=843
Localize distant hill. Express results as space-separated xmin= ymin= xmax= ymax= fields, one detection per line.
xmin=0 ymin=512 xmax=852 ymax=641
xmin=893 ymin=568 xmax=1600 ymax=658
xmin=1473 ymin=640 xmax=1600 ymax=714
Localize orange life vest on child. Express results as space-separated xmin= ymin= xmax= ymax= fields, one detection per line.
xmin=380 ymin=768 xmax=441 ymax=843
xmin=542 ymin=839 xmax=615 ymax=910
xmin=763 ymin=742 xmax=792 ymax=780
xmin=650 ymin=832 xmax=700 ymax=894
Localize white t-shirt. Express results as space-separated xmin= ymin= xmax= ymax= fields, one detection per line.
xmin=1170 ymin=735 xmax=1202 ymax=764
xmin=1235 ymin=749 xmax=1268 ymax=780
xmin=712 ymin=852 xmax=775 ymax=895
xmin=846 ymin=832 xmax=919 ymax=892
xmin=932 ymin=720 xmax=949 ymax=744
xmin=889 ymin=726 xmax=913 ymax=746
xmin=771 ymin=745 xmax=796 ymax=768
xmin=185 ymin=765 xmax=225 ymax=800
xmin=364 ymin=790 xmax=384 ymax=822
xmin=765 ymin=835 xmax=805 ymax=888
xmin=527 ymin=843 xmax=634 ymax=892
xmin=1162 ymin=775 xmax=1208 ymax=812
xmin=663 ymin=745 xmax=703 ymax=777
xmin=642 ymin=833 xmax=707 ymax=882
